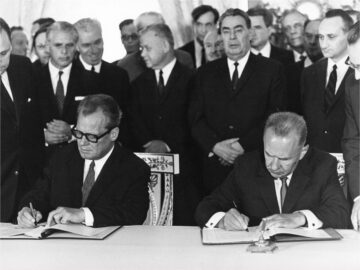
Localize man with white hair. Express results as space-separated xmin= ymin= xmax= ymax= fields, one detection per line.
xmin=74 ymin=18 xmax=131 ymax=147
xmin=116 ymin=11 xmax=193 ymax=82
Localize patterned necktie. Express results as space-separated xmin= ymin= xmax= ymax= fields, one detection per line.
xmin=82 ymin=160 xmax=95 ymax=206
xmin=280 ymin=176 xmax=288 ymax=210
xmin=232 ymin=62 xmax=239 ymax=90
xmin=158 ymin=69 xmax=165 ymax=97
xmin=55 ymin=71 xmax=64 ymax=114
xmin=324 ymin=64 xmax=337 ymax=112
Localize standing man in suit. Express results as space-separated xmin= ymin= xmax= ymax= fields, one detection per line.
xmin=131 ymin=24 xmax=200 ymax=225
xmin=281 ymin=9 xmax=307 ymax=62
xmin=190 ymin=8 xmax=286 ymax=195
xmin=73 ymin=18 xmax=131 ymax=147
xmin=247 ymin=7 xmax=294 ymax=66
xmin=301 ymin=10 xmax=354 ymax=153
xmin=0 ymin=18 xmax=44 ymax=222
xmin=178 ymin=5 xmax=219 ymax=68
xmin=195 ymin=112 xmax=349 ymax=230
xmin=116 ymin=12 xmax=194 ymax=82
xmin=17 ymin=94 xmax=150 ymax=228
xmin=286 ymin=19 xmax=323 ymax=114
xmin=342 ymin=21 xmax=360 ymax=230
xmin=36 ymin=21 xmax=84 ymax=150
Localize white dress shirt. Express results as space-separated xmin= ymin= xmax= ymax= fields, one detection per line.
xmin=0 ymin=71 xmax=14 ymax=100
xmin=206 ymin=173 xmax=323 ymax=230
xmin=48 ymin=60 xmax=72 ymax=96
xmin=79 ymin=55 xmax=102 ymax=73
xmin=82 ymin=146 xmax=114 ymax=226
xmin=194 ymin=40 xmax=205 ymax=68
xmin=251 ymin=41 xmax=271 ymax=58
xmin=293 ymin=50 xmax=307 ymax=62
xmin=155 ymin=57 xmax=176 ymax=86
xmin=227 ymin=50 xmax=251 ymax=81
xmin=326 ymin=55 xmax=349 ymax=94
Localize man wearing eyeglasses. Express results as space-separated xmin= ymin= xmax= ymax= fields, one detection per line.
xmin=119 ymin=19 xmax=139 ymax=56
xmin=342 ymin=21 xmax=360 ymax=231
xmin=17 ymin=94 xmax=150 ymax=227
xmin=301 ymin=10 xmax=354 ymax=153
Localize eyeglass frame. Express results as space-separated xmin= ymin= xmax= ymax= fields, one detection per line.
xmin=71 ymin=126 xmax=116 ymax=143
xmin=121 ymin=33 xmax=139 ymax=41
xmin=345 ymin=58 xmax=360 ymax=72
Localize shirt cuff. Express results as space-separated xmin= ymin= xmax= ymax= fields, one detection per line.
xmin=354 ymin=196 xmax=360 ymax=202
xmin=205 ymin=212 xmax=225 ymax=228
xmin=82 ymin=207 xmax=94 ymax=226
xmin=297 ymin=210 xmax=323 ymax=229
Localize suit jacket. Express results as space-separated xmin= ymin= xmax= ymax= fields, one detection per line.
xmin=179 ymin=41 xmax=195 ymax=66
xmin=130 ymin=61 xmax=200 ymax=225
xmin=301 ymin=58 xmax=354 ymax=152
xmin=74 ymin=59 xmax=132 ymax=147
xmin=189 ymin=54 xmax=286 ymax=192
xmin=116 ymin=50 xmax=194 ymax=82
xmin=1 ymin=55 xmax=45 ymax=222
xmin=195 ymin=148 xmax=350 ymax=229
xmin=342 ymin=75 xmax=360 ymax=200
xmin=20 ymin=142 xmax=150 ymax=227
xmin=35 ymin=62 xmax=86 ymax=126
xmin=286 ymin=60 xmax=305 ymax=114
xmin=270 ymin=45 xmax=294 ymax=66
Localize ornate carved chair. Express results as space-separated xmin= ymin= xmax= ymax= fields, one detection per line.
xmin=135 ymin=153 xmax=179 ymax=226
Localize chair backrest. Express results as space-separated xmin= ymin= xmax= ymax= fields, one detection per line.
xmin=135 ymin=152 xmax=179 ymax=226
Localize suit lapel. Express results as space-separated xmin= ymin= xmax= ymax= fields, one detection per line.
xmin=231 ymin=53 xmax=256 ymax=97
xmin=255 ymin=162 xmax=280 ymax=214
xmin=85 ymin=145 xmax=121 ymax=206
xmin=217 ymin=58 xmax=232 ymax=94
xmin=282 ymin=150 xmax=312 ymax=213
xmin=161 ymin=61 xmax=181 ymax=103
xmin=66 ymin=147 xmax=85 ymax=206
xmin=43 ymin=65 xmax=61 ymax=117
xmin=62 ymin=65 xmax=77 ymax=116
xmin=1 ymin=80 xmax=17 ymax=121
xmin=327 ymin=68 xmax=353 ymax=112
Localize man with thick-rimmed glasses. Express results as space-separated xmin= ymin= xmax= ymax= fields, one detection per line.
xmin=17 ymin=94 xmax=150 ymax=228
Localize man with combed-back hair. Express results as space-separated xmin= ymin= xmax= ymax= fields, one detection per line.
xmin=17 ymin=94 xmax=150 ymax=228
xmin=195 ymin=112 xmax=350 ymax=230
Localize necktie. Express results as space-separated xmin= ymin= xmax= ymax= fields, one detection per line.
xmin=91 ymin=65 xmax=95 ymax=73
xmin=280 ymin=176 xmax=288 ymax=210
xmin=232 ymin=62 xmax=239 ymax=90
xmin=258 ymin=52 xmax=262 ymax=56
xmin=158 ymin=69 xmax=165 ymax=97
xmin=324 ymin=64 xmax=337 ymax=112
xmin=201 ymin=47 xmax=206 ymax=65
xmin=55 ymin=71 xmax=64 ymax=114
xmin=82 ymin=161 xmax=95 ymax=206
xmin=300 ymin=54 xmax=306 ymax=62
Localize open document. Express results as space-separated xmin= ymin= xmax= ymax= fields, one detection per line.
xmin=201 ymin=227 xmax=342 ymax=245
xmin=0 ymin=222 xmax=121 ymax=240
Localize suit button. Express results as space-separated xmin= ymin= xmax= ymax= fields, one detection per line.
xmin=14 ymin=171 xmax=19 ymax=176
xmin=228 ymin=125 xmax=234 ymax=130
xmin=324 ymin=130 xmax=328 ymax=134
xmin=158 ymin=116 xmax=162 ymax=120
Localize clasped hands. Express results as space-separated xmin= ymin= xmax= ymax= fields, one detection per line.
xmin=218 ymin=208 xmax=306 ymax=231
xmin=44 ymin=119 xmax=72 ymax=145
xmin=213 ymin=138 xmax=244 ymax=166
xmin=17 ymin=206 xmax=85 ymax=228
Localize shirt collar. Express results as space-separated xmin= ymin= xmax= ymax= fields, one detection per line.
xmin=84 ymin=145 xmax=114 ymax=170
xmin=251 ymin=41 xmax=271 ymax=58
xmin=328 ymin=55 xmax=348 ymax=70
xmin=293 ymin=50 xmax=307 ymax=62
xmin=79 ymin=55 xmax=102 ymax=73
xmin=155 ymin=57 xmax=176 ymax=85
xmin=48 ymin=60 xmax=72 ymax=78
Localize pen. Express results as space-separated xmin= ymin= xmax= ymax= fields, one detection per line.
xmin=232 ymin=201 xmax=249 ymax=232
xmin=29 ymin=202 xmax=37 ymax=226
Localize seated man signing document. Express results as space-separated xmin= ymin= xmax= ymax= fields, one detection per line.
xmin=17 ymin=94 xmax=150 ymax=228
xmin=195 ymin=112 xmax=350 ymax=230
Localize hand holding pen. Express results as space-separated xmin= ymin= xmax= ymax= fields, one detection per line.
xmin=17 ymin=203 xmax=42 ymax=228
xmin=232 ymin=201 xmax=249 ymax=232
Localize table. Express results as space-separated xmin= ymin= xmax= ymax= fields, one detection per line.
xmin=1 ymin=226 xmax=360 ymax=270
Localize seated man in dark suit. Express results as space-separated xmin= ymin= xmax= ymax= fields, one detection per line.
xmin=342 ymin=22 xmax=360 ymax=230
xmin=17 ymin=94 xmax=150 ymax=227
xmin=115 ymin=12 xmax=194 ymax=82
xmin=196 ymin=112 xmax=349 ymax=230
xmin=247 ymin=7 xmax=294 ymax=66
xmin=130 ymin=23 xmax=200 ymax=225
xmin=73 ymin=18 xmax=132 ymax=147
xmin=0 ymin=18 xmax=44 ymax=222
